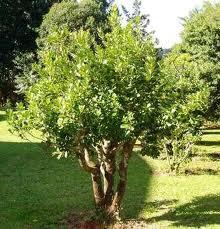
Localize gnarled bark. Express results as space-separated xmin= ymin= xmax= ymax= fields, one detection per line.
xmin=103 ymin=152 xmax=116 ymax=207
xmin=107 ymin=141 xmax=135 ymax=216
xmin=77 ymin=148 xmax=104 ymax=206
xmin=76 ymin=140 xmax=135 ymax=221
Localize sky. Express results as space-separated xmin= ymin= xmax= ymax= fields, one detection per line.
xmin=115 ymin=0 xmax=217 ymax=48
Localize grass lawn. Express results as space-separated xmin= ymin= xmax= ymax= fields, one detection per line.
xmin=0 ymin=110 xmax=220 ymax=228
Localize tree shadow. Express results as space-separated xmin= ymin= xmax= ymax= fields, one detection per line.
xmin=0 ymin=141 xmax=92 ymax=228
xmin=208 ymin=152 xmax=220 ymax=160
xmin=202 ymin=131 xmax=220 ymax=135
xmin=184 ymin=168 xmax=219 ymax=175
xmin=196 ymin=140 xmax=220 ymax=146
xmin=148 ymin=194 xmax=220 ymax=227
xmin=0 ymin=141 xmax=152 ymax=227
xmin=122 ymin=153 xmax=152 ymax=219
xmin=144 ymin=199 xmax=178 ymax=213
xmin=0 ymin=112 xmax=6 ymax=122
xmin=194 ymin=151 xmax=220 ymax=161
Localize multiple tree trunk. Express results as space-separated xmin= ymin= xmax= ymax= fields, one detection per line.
xmin=76 ymin=139 xmax=135 ymax=221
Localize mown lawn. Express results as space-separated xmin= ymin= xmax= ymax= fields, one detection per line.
xmin=0 ymin=110 xmax=220 ymax=228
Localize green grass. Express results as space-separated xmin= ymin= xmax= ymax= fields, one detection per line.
xmin=184 ymin=129 xmax=220 ymax=175
xmin=196 ymin=129 xmax=220 ymax=154
xmin=0 ymin=111 xmax=220 ymax=228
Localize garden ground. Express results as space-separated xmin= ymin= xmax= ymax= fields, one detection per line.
xmin=0 ymin=111 xmax=220 ymax=228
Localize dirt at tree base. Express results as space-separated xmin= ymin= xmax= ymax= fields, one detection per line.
xmin=65 ymin=212 xmax=151 ymax=229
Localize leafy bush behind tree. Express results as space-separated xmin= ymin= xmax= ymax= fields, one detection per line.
xmin=178 ymin=2 xmax=220 ymax=119
xmin=158 ymin=52 xmax=209 ymax=173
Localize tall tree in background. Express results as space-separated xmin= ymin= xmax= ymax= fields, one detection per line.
xmin=178 ymin=2 xmax=220 ymax=119
xmin=15 ymin=0 xmax=112 ymax=95
xmin=0 ymin=0 xmax=112 ymax=103
xmin=38 ymin=0 xmax=112 ymax=45
xmin=0 ymin=0 xmax=58 ymax=104
xmin=122 ymin=0 xmax=150 ymax=39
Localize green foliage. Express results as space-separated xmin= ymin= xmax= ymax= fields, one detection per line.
xmin=13 ymin=0 xmax=111 ymax=99
xmin=38 ymin=0 xmax=111 ymax=47
xmin=179 ymin=2 xmax=220 ymax=119
xmin=13 ymin=52 xmax=38 ymax=95
xmin=9 ymin=7 xmax=159 ymax=157
xmin=158 ymin=51 xmax=209 ymax=172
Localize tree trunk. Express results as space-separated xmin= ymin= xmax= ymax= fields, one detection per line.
xmin=107 ymin=141 xmax=135 ymax=218
xmin=103 ymin=153 xmax=116 ymax=207
xmin=91 ymin=169 xmax=104 ymax=207
xmin=77 ymin=140 xmax=135 ymax=222
xmin=77 ymin=148 xmax=104 ymax=207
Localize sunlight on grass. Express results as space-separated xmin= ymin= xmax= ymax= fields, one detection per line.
xmin=0 ymin=111 xmax=41 ymax=143
xmin=196 ymin=129 xmax=220 ymax=154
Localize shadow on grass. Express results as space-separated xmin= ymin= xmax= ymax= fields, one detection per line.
xmin=0 ymin=112 xmax=6 ymax=122
xmin=203 ymin=131 xmax=220 ymax=135
xmin=208 ymin=152 xmax=220 ymax=160
xmin=196 ymin=140 xmax=220 ymax=146
xmin=184 ymin=168 xmax=219 ymax=175
xmin=0 ymin=141 xmax=152 ymax=227
xmin=123 ymin=153 xmax=152 ymax=219
xmin=148 ymin=194 xmax=220 ymax=227
xmin=0 ymin=141 xmax=92 ymax=228
xmin=146 ymin=199 xmax=178 ymax=211
xmin=192 ymin=151 xmax=220 ymax=162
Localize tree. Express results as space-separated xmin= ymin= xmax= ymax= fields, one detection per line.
xmin=13 ymin=52 xmax=38 ymax=95
xmin=0 ymin=0 xmax=57 ymax=104
xmin=38 ymin=0 xmax=112 ymax=46
xmin=9 ymin=7 xmax=159 ymax=221
xmin=15 ymin=0 xmax=112 ymax=96
xmin=122 ymin=0 xmax=150 ymax=39
xmin=158 ymin=51 xmax=209 ymax=173
xmin=179 ymin=2 xmax=220 ymax=119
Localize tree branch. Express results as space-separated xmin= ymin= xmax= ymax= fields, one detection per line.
xmin=77 ymin=147 xmax=104 ymax=206
xmin=77 ymin=148 xmax=99 ymax=174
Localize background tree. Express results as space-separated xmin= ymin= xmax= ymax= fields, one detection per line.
xmin=178 ymin=2 xmax=220 ymax=119
xmin=9 ymin=7 xmax=159 ymax=221
xmin=38 ymin=0 xmax=112 ymax=46
xmin=158 ymin=52 xmax=209 ymax=173
xmin=122 ymin=0 xmax=150 ymax=39
xmin=15 ymin=0 xmax=112 ymax=96
xmin=0 ymin=0 xmax=58 ymax=104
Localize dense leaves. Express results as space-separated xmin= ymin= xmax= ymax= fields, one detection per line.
xmin=9 ymin=7 xmax=160 ymax=219
xmin=158 ymin=51 xmax=209 ymax=172
xmin=179 ymin=2 xmax=220 ymax=119
xmin=38 ymin=0 xmax=112 ymax=46
xmin=15 ymin=0 xmax=112 ymax=96
xmin=10 ymin=7 xmax=159 ymax=153
xmin=0 ymin=0 xmax=111 ymax=102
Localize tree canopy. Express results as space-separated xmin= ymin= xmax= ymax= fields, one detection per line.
xmin=38 ymin=0 xmax=112 ymax=46
xmin=178 ymin=2 xmax=220 ymax=119
xmin=14 ymin=0 xmax=112 ymax=97
xmin=0 ymin=0 xmax=111 ymax=103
